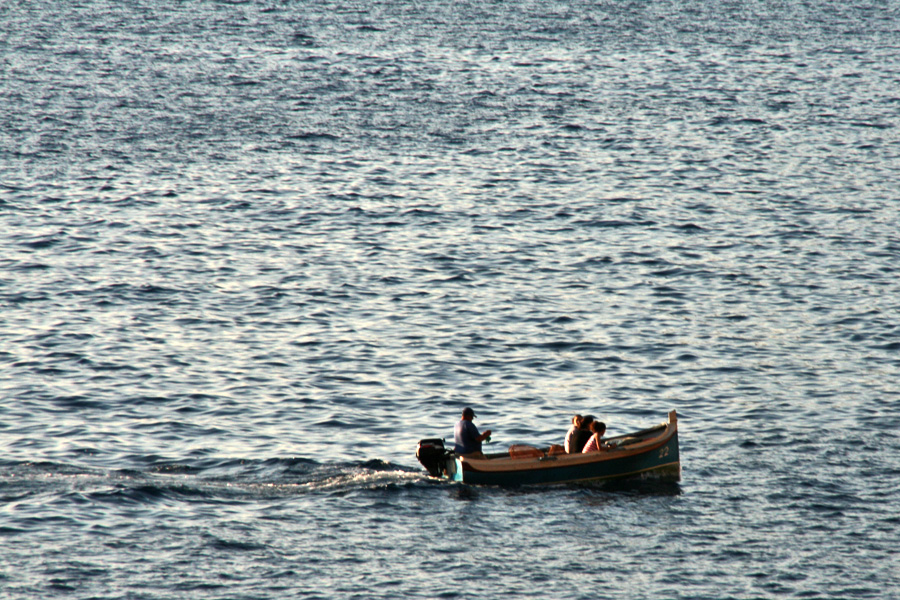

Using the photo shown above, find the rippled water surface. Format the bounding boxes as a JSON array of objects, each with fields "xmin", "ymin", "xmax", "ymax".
[{"xmin": 2, "ymin": 0, "xmax": 900, "ymax": 598}]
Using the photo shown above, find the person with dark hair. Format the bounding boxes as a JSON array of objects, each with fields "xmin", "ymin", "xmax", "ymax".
[
  {"xmin": 453, "ymin": 407, "xmax": 492, "ymax": 458},
  {"xmin": 582, "ymin": 421, "xmax": 612, "ymax": 453},
  {"xmin": 569, "ymin": 414, "xmax": 594, "ymax": 453}
]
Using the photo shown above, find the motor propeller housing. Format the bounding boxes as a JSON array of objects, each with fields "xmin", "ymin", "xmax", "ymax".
[{"xmin": 416, "ymin": 438, "xmax": 450, "ymax": 477}]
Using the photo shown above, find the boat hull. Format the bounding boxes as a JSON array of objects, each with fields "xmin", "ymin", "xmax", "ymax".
[{"xmin": 423, "ymin": 410, "xmax": 680, "ymax": 487}]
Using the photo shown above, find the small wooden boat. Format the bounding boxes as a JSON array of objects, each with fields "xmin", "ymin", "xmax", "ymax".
[{"xmin": 416, "ymin": 410, "xmax": 680, "ymax": 486}]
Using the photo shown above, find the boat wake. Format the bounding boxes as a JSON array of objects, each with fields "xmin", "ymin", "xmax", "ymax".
[{"xmin": 0, "ymin": 457, "xmax": 430, "ymax": 511}]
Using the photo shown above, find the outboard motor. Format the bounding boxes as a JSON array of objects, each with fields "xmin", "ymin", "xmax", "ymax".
[{"xmin": 416, "ymin": 438, "xmax": 451, "ymax": 478}]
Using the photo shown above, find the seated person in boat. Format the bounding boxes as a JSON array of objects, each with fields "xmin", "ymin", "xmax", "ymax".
[
  {"xmin": 564, "ymin": 414, "xmax": 583, "ymax": 453},
  {"xmin": 582, "ymin": 421, "xmax": 612, "ymax": 453},
  {"xmin": 569, "ymin": 414, "xmax": 595, "ymax": 453},
  {"xmin": 454, "ymin": 407, "xmax": 492, "ymax": 458}
]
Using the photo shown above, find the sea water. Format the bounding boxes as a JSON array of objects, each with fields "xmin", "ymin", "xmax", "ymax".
[{"xmin": 2, "ymin": 0, "xmax": 899, "ymax": 598}]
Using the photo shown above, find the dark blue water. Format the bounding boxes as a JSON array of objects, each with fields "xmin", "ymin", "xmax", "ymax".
[{"xmin": 2, "ymin": 0, "xmax": 900, "ymax": 597}]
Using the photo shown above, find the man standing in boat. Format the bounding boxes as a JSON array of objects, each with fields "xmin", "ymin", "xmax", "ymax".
[{"xmin": 454, "ymin": 407, "xmax": 492, "ymax": 458}]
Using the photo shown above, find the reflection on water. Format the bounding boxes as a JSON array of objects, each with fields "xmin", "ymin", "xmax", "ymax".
[{"xmin": 2, "ymin": 0, "xmax": 899, "ymax": 597}]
